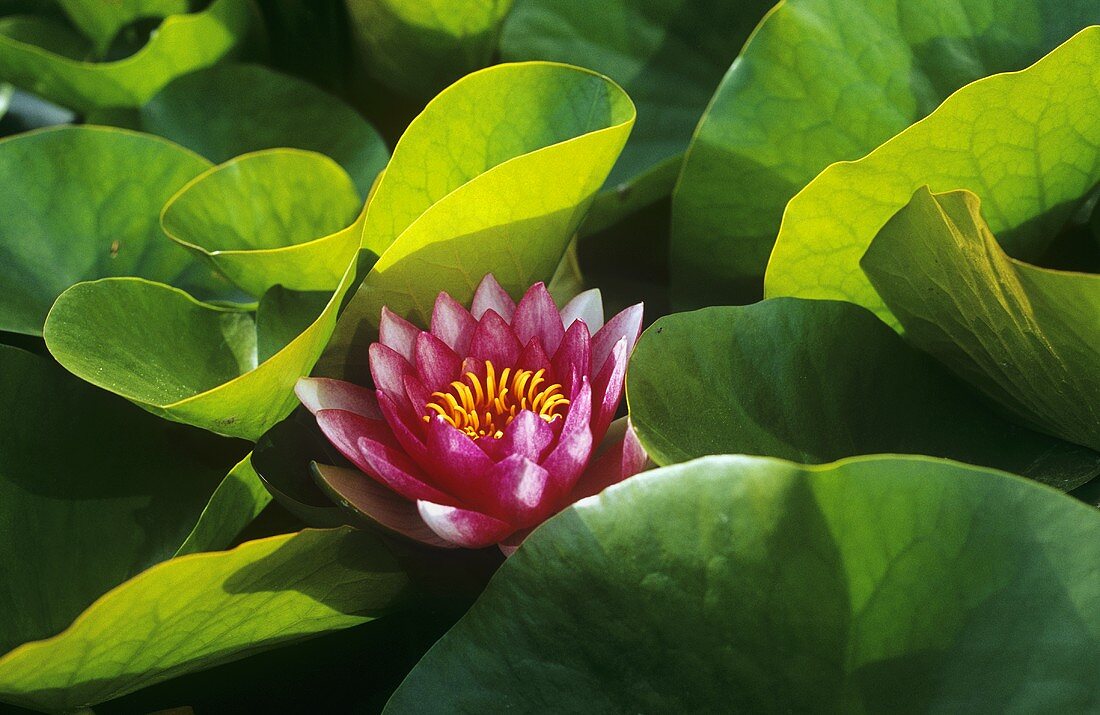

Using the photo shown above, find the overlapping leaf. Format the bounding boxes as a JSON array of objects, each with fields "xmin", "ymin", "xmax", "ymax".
[
  {"xmin": 387, "ymin": 455, "xmax": 1100, "ymax": 712},
  {"xmin": 672, "ymin": 2, "xmax": 1099, "ymax": 304}
]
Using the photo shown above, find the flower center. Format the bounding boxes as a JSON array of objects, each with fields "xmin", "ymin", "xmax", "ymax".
[{"xmin": 423, "ymin": 360, "xmax": 570, "ymax": 440}]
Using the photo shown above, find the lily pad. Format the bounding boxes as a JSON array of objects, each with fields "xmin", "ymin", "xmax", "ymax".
[
  {"xmin": 0, "ymin": 0, "xmax": 251, "ymax": 112},
  {"xmin": 43, "ymin": 232, "xmax": 362, "ymax": 440},
  {"xmin": 501, "ymin": 0, "xmax": 775, "ymax": 231},
  {"xmin": 0, "ymin": 344, "xmax": 253, "ymax": 661},
  {"xmin": 56, "ymin": 0, "xmax": 188, "ymax": 54},
  {"xmin": 863, "ymin": 187, "xmax": 1100, "ymax": 453},
  {"xmin": 319, "ymin": 61, "xmax": 635, "ymax": 382},
  {"xmin": 140, "ymin": 63, "xmax": 390, "ymax": 197},
  {"xmin": 627, "ymin": 297, "xmax": 1100, "ymax": 490},
  {"xmin": 345, "ymin": 0, "xmax": 513, "ymax": 99},
  {"xmin": 387, "ymin": 454, "xmax": 1100, "ymax": 712},
  {"xmin": 161, "ymin": 149, "xmax": 364, "ymax": 297},
  {"xmin": 765, "ymin": 27, "xmax": 1100, "ymax": 323},
  {"xmin": 0, "ymin": 527, "xmax": 409, "ymax": 711},
  {"xmin": 671, "ymin": 1, "xmax": 1100, "ymax": 305},
  {"xmin": 0, "ymin": 125, "xmax": 237, "ymax": 336}
]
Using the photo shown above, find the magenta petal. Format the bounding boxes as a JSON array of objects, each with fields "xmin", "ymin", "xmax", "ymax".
[
  {"xmin": 379, "ymin": 307, "xmax": 420, "ymax": 362},
  {"xmin": 377, "ymin": 390, "xmax": 428, "ymax": 461},
  {"xmin": 498, "ymin": 527, "xmax": 534, "ymax": 557},
  {"xmin": 315, "ymin": 409, "xmax": 455, "ymax": 504},
  {"xmin": 487, "ymin": 454, "xmax": 550, "ymax": 523},
  {"xmin": 417, "ymin": 500, "xmax": 515, "ymax": 548},
  {"xmin": 552, "ymin": 319, "xmax": 590, "ymax": 394},
  {"xmin": 402, "ymin": 374, "xmax": 432, "ymax": 417},
  {"xmin": 369, "ymin": 343, "xmax": 415, "ymax": 398},
  {"xmin": 560, "ymin": 288, "xmax": 604, "ymax": 332},
  {"xmin": 431, "ymin": 292, "xmax": 477, "ymax": 355},
  {"xmin": 569, "ymin": 418, "xmax": 648, "ymax": 502},
  {"xmin": 591, "ymin": 337, "xmax": 628, "ymax": 444},
  {"xmin": 469, "ymin": 310, "xmax": 521, "ymax": 366},
  {"xmin": 512, "ymin": 282, "xmax": 565, "ymax": 354},
  {"xmin": 415, "ymin": 332, "xmax": 462, "ymax": 392},
  {"xmin": 541, "ymin": 378, "xmax": 593, "ymax": 498},
  {"xmin": 470, "ymin": 274, "xmax": 516, "ymax": 321},
  {"xmin": 425, "ymin": 416, "xmax": 495, "ymax": 496},
  {"xmin": 295, "ymin": 377, "xmax": 381, "ymax": 419},
  {"xmin": 591, "ymin": 302, "xmax": 643, "ymax": 374},
  {"xmin": 498, "ymin": 410, "xmax": 554, "ymax": 463},
  {"xmin": 517, "ymin": 339, "xmax": 552, "ymax": 374},
  {"xmin": 312, "ymin": 463, "xmax": 455, "ymax": 548}
]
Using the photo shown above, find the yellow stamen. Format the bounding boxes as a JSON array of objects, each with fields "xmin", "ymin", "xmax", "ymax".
[{"xmin": 423, "ymin": 360, "xmax": 570, "ymax": 440}]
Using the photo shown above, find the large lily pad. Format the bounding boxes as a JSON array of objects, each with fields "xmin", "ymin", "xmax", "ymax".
[
  {"xmin": 0, "ymin": 345, "xmax": 254, "ymax": 661},
  {"xmin": 671, "ymin": 1, "xmax": 1100, "ymax": 305},
  {"xmin": 387, "ymin": 454, "xmax": 1100, "ymax": 712},
  {"xmin": 0, "ymin": 125, "xmax": 235, "ymax": 336},
  {"xmin": 55, "ymin": 0, "xmax": 188, "ymax": 54},
  {"xmin": 140, "ymin": 63, "xmax": 389, "ymax": 197},
  {"xmin": 161, "ymin": 149, "xmax": 364, "ymax": 297},
  {"xmin": 0, "ymin": 0, "xmax": 251, "ymax": 113},
  {"xmin": 501, "ymin": 0, "xmax": 774, "ymax": 230},
  {"xmin": 765, "ymin": 27, "xmax": 1100, "ymax": 323},
  {"xmin": 345, "ymin": 0, "xmax": 513, "ymax": 100},
  {"xmin": 0, "ymin": 527, "xmax": 409, "ymax": 711},
  {"xmin": 44, "ymin": 234, "xmax": 362, "ymax": 440},
  {"xmin": 863, "ymin": 187, "xmax": 1100, "ymax": 453},
  {"xmin": 627, "ymin": 297, "xmax": 1100, "ymax": 490},
  {"xmin": 319, "ymin": 61, "xmax": 635, "ymax": 382}
]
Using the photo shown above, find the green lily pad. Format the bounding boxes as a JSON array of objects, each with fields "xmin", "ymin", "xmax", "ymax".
[
  {"xmin": 161, "ymin": 149, "xmax": 364, "ymax": 297},
  {"xmin": 44, "ymin": 235, "xmax": 362, "ymax": 440},
  {"xmin": 627, "ymin": 297, "xmax": 1100, "ymax": 490},
  {"xmin": 0, "ymin": 0, "xmax": 251, "ymax": 113},
  {"xmin": 0, "ymin": 125, "xmax": 242, "ymax": 336},
  {"xmin": 55, "ymin": 0, "xmax": 188, "ymax": 54},
  {"xmin": 0, "ymin": 526, "xmax": 409, "ymax": 711},
  {"xmin": 501, "ymin": 0, "xmax": 775, "ymax": 232},
  {"xmin": 765, "ymin": 27, "xmax": 1100, "ymax": 323},
  {"xmin": 387, "ymin": 454, "xmax": 1100, "ymax": 712},
  {"xmin": 140, "ymin": 63, "xmax": 390, "ymax": 197},
  {"xmin": 0, "ymin": 345, "xmax": 255, "ymax": 659},
  {"xmin": 671, "ymin": 2, "xmax": 1100, "ymax": 305},
  {"xmin": 174, "ymin": 453, "xmax": 271, "ymax": 557},
  {"xmin": 862, "ymin": 187, "xmax": 1100, "ymax": 453},
  {"xmin": 319, "ymin": 61, "xmax": 635, "ymax": 382},
  {"xmin": 345, "ymin": 0, "xmax": 513, "ymax": 100}
]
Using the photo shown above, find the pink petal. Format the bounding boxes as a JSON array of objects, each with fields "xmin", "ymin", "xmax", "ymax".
[
  {"xmin": 315, "ymin": 409, "xmax": 455, "ymax": 504},
  {"xmin": 497, "ymin": 410, "xmax": 554, "ymax": 463},
  {"xmin": 295, "ymin": 377, "xmax": 381, "ymax": 419},
  {"xmin": 415, "ymin": 332, "xmax": 462, "ymax": 392},
  {"xmin": 469, "ymin": 309, "xmax": 521, "ymax": 366},
  {"xmin": 377, "ymin": 389, "xmax": 428, "ymax": 462},
  {"xmin": 379, "ymin": 307, "xmax": 420, "ymax": 362},
  {"xmin": 560, "ymin": 288, "xmax": 604, "ymax": 332},
  {"xmin": 512, "ymin": 282, "xmax": 565, "ymax": 354},
  {"xmin": 470, "ymin": 274, "xmax": 516, "ymax": 321},
  {"xmin": 488, "ymin": 454, "xmax": 550, "ymax": 525},
  {"xmin": 552, "ymin": 319, "xmax": 590, "ymax": 394},
  {"xmin": 517, "ymin": 339, "xmax": 552, "ymax": 374},
  {"xmin": 541, "ymin": 377, "xmax": 593, "ymax": 498},
  {"xmin": 431, "ymin": 291, "xmax": 477, "ymax": 355},
  {"xmin": 498, "ymin": 527, "xmax": 534, "ymax": 556},
  {"xmin": 417, "ymin": 500, "xmax": 515, "ymax": 548},
  {"xmin": 569, "ymin": 418, "xmax": 648, "ymax": 502},
  {"xmin": 312, "ymin": 462, "xmax": 455, "ymax": 548},
  {"xmin": 591, "ymin": 337, "xmax": 628, "ymax": 444},
  {"xmin": 591, "ymin": 303, "xmax": 643, "ymax": 375},
  {"xmin": 402, "ymin": 373, "xmax": 432, "ymax": 416},
  {"xmin": 369, "ymin": 343, "xmax": 414, "ymax": 398},
  {"xmin": 424, "ymin": 416, "xmax": 495, "ymax": 498}
]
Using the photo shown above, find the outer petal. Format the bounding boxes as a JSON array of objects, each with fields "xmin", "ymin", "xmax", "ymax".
[
  {"xmin": 569, "ymin": 417, "xmax": 648, "ymax": 503},
  {"xmin": 377, "ymin": 389, "xmax": 428, "ymax": 462},
  {"xmin": 425, "ymin": 416, "xmax": 496, "ymax": 498},
  {"xmin": 315, "ymin": 409, "xmax": 455, "ymax": 505},
  {"xmin": 379, "ymin": 307, "xmax": 420, "ymax": 362},
  {"xmin": 560, "ymin": 288, "xmax": 604, "ymax": 333},
  {"xmin": 470, "ymin": 273, "xmax": 516, "ymax": 321},
  {"xmin": 312, "ymin": 462, "xmax": 455, "ymax": 548},
  {"xmin": 512, "ymin": 282, "xmax": 565, "ymax": 354},
  {"xmin": 415, "ymin": 332, "xmax": 462, "ymax": 392},
  {"xmin": 369, "ymin": 343, "xmax": 415, "ymax": 399},
  {"xmin": 591, "ymin": 337, "xmax": 628, "ymax": 444},
  {"xmin": 591, "ymin": 302, "xmax": 643, "ymax": 375},
  {"xmin": 431, "ymin": 291, "xmax": 477, "ymax": 355},
  {"xmin": 540, "ymin": 377, "xmax": 593, "ymax": 498},
  {"xmin": 488, "ymin": 454, "xmax": 551, "ymax": 525},
  {"xmin": 496, "ymin": 410, "xmax": 555, "ymax": 463},
  {"xmin": 417, "ymin": 500, "xmax": 515, "ymax": 548},
  {"xmin": 469, "ymin": 309, "xmax": 521, "ymax": 366},
  {"xmin": 295, "ymin": 377, "xmax": 381, "ymax": 419},
  {"xmin": 552, "ymin": 319, "xmax": 590, "ymax": 395}
]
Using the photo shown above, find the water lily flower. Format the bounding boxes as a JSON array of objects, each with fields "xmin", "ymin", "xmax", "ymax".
[{"xmin": 296, "ymin": 275, "xmax": 647, "ymax": 551}]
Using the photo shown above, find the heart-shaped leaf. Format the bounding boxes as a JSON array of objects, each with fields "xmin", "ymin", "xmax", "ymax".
[
  {"xmin": 161, "ymin": 149, "xmax": 364, "ymax": 297},
  {"xmin": 387, "ymin": 455, "xmax": 1100, "ymax": 712},
  {"xmin": 765, "ymin": 27, "xmax": 1100, "ymax": 323},
  {"xmin": 863, "ymin": 187, "xmax": 1100, "ymax": 453},
  {"xmin": 627, "ymin": 297, "xmax": 1100, "ymax": 490},
  {"xmin": 0, "ymin": 125, "xmax": 239, "ymax": 336},
  {"xmin": 672, "ymin": 2, "xmax": 1100, "ymax": 304},
  {"xmin": 319, "ymin": 61, "xmax": 635, "ymax": 382},
  {"xmin": 140, "ymin": 63, "xmax": 389, "ymax": 197}
]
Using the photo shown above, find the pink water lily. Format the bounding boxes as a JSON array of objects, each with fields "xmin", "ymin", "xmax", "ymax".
[{"xmin": 297, "ymin": 274, "xmax": 647, "ymax": 551}]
